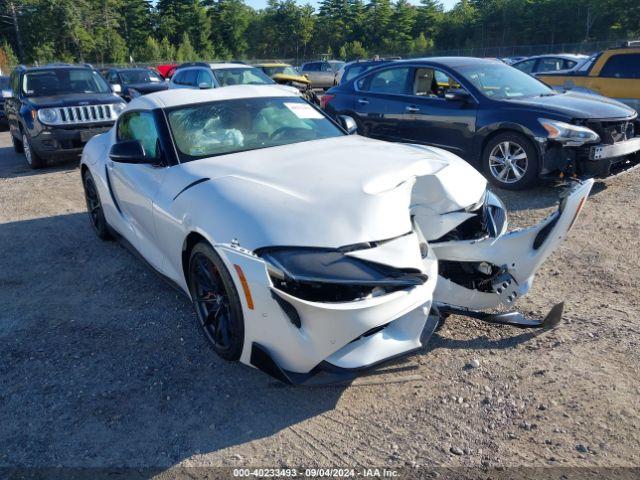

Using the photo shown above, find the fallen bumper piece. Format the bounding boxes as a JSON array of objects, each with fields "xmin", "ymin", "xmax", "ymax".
[{"xmin": 439, "ymin": 301, "xmax": 564, "ymax": 330}]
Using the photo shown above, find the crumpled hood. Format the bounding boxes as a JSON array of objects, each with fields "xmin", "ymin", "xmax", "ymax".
[
  {"xmin": 178, "ymin": 135, "xmax": 485, "ymax": 250},
  {"xmin": 505, "ymin": 91, "xmax": 637, "ymax": 120}
]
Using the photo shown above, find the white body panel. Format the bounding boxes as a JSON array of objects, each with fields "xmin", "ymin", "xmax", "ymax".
[{"xmin": 81, "ymin": 86, "xmax": 591, "ymax": 378}]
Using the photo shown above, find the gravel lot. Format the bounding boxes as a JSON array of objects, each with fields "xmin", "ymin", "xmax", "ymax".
[{"xmin": 1, "ymin": 129, "xmax": 639, "ymax": 475}]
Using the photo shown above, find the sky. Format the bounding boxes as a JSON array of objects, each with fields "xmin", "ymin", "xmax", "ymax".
[{"xmin": 242, "ymin": 0, "xmax": 457, "ymax": 9}]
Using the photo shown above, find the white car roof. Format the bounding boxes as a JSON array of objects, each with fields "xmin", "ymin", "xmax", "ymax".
[
  {"xmin": 127, "ymin": 84, "xmax": 299, "ymax": 109},
  {"xmin": 209, "ymin": 63, "xmax": 251, "ymax": 70}
]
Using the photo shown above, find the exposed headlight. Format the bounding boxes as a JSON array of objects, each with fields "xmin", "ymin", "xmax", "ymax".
[
  {"xmin": 259, "ymin": 248, "xmax": 427, "ymax": 302},
  {"xmin": 539, "ymin": 118, "xmax": 600, "ymax": 146},
  {"xmin": 112, "ymin": 102, "xmax": 126, "ymax": 116},
  {"xmin": 37, "ymin": 108, "xmax": 59, "ymax": 124}
]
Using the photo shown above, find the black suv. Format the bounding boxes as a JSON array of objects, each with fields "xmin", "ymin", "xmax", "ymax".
[{"xmin": 4, "ymin": 64, "xmax": 126, "ymax": 169}]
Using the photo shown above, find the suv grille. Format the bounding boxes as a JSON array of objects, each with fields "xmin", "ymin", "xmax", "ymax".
[{"xmin": 56, "ymin": 104, "xmax": 118, "ymax": 125}]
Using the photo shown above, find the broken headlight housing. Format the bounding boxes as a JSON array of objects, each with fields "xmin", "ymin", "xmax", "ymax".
[
  {"xmin": 539, "ymin": 118, "xmax": 600, "ymax": 146},
  {"xmin": 258, "ymin": 247, "xmax": 427, "ymax": 303}
]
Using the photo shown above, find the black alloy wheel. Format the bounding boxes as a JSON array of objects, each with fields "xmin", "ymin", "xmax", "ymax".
[
  {"xmin": 188, "ymin": 243, "xmax": 244, "ymax": 361},
  {"xmin": 83, "ymin": 171, "xmax": 114, "ymax": 240}
]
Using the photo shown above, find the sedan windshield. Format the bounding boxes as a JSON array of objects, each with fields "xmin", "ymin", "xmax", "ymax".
[
  {"xmin": 120, "ymin": 69, "xmax": 163, "ymax": 85},
  {"xmin": 457, "ymin": 63, "xmax": 555, "ymax": 99},
  {"xmin": 167, "ymin": 97, "xmax": 344, "ymax": 161},
  {"xmin": 23, "ymin": 69, "xmax": 111, "ymax": 97},
  {"xmin": 214, "ymin": 68, "xmax": 274, "ymax": 87}
]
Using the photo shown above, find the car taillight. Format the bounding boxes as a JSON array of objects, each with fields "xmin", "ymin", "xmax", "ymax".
[{"xmin": 320, "ymin": 94, "xmax": 335, "ymax": 110}]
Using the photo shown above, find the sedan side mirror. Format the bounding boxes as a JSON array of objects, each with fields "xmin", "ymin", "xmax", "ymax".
[
  {"xmin": 199, "ymin": 82, "xmax": 212, "ymax": 90},
  {"xmin": 445, "ymin": 88, "xmax": 471, "ymax": 102},
  {"xmin": 112, "ymin": 84, "xmax": 122, "ymax": 94},
  {"xmin": 338, "ymin": 115, "xmax": 358, "ymax": 135},
  {"xmin": 109, "ymin": 140, "xmax": 154, "ymax": 164}
]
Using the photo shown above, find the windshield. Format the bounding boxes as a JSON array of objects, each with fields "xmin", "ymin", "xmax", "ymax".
[
  {"xmin": 214, "ymin": 68, "xmax": 274, "ymax": 87},
  {"xmin": 167, "ymin": 97, "xmax": 344, "ymax": 161},
  {"xmin": 457, "ymin": 63, "xmax": 554, "ymax": 99},
  {"xmin": 23, "ymin": 69, "xmax": 111, "ymax": 97},
  {"xmin": 120, "ymin": 69, "xmax": 162, "ymax": 85},
  {"xmin": 262, "ymin": 66, "xmax": 299, "ymax": 77}
]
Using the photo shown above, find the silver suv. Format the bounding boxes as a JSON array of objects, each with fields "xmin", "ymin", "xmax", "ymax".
[
  {"xmin": 169, "ymin": 63, "xmax": 274, "ymax": 89},
  {"xmin": 300, "ymin": 61, "xmax": 345, "ymax": 89}
]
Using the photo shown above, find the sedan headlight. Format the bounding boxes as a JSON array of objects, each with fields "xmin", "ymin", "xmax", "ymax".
[
  {"xmin": 37, "ymin": 108, "xmax": 59, "ymax": 124},
  {"xmin": 259, "ymin": 248, "xmax": 427, "ymax": 302},
  {"xmin": 112, "ymin": 102, "xmax": 126, "ymax": 116},
  {"xmin": 538, "ymin": 118, "xmax": 600, "ymax": 146}
]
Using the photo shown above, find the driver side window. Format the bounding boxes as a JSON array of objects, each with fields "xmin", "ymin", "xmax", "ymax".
[
  {"xmin": 413, "ymin": 68, "xmax": 461, "ymax": 98},
  {"xmin": 117, "ymin": 111, "xmax": 160, "ymax": 159}
]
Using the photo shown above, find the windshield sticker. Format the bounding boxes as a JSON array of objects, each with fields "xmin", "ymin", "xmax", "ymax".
[{"xmin": 284, "ymin": 102, "xmax": 324, "ymax": 119}]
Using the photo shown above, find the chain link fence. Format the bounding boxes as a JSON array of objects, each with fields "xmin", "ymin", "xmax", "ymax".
[{"xmin": 1, "ymin": 39, "xmax": 632, "ymax": 72}]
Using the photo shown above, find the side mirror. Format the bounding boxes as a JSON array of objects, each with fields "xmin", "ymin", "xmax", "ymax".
[
  {"xmin": 198, "ymin": 82, "xmax": 212, "ymax": 90},
  {"xmin": 303, "ymin": 74, "xmax": 309, "ymax": 79},
  {"xmin": 109, "ymin": 140, "xmax": 154, "ymax": 164},
  {"xmin": 444, "ymin": 88, "xmax": 471, "ymax": 102},
  {"xmin": 338, "ymin": 115, "xmax": 358, "ymax": 135},
  {"xmin": 1, "ymin": 89, "xmax": 12, "ymax": 99},
  {"xmin": 112, "ymin": 84, "xmax": 122, "ymax": 94}
]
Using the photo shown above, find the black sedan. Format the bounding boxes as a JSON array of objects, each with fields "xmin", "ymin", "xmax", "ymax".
[
  {"xmin": 105, "ymin": 68, "xmax": 168, "ymax": 102},
  {"xmin": 323, "ymin": 57, "xmax": 640, "ymax": 189}
]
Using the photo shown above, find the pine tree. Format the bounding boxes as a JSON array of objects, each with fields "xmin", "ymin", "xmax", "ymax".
[
  {"xmin": 159, "ymin": 37, "xmax": 176, "ymax": 62},
  {"xmin": 0, "ymin": 40, "xmax": 19, "ymax": 71},
  {"xmin": 176, "ymin": 32, "xmax": 198, "ymax": 61}
]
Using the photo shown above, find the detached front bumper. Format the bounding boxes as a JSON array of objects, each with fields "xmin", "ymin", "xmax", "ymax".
[
  {"xmin": 215, "ymin": 235, "xmax": 438, "ymax": 385},
  {"xmin": 431, "ymin": 179, "xmax": 593, "ymax": 311}
]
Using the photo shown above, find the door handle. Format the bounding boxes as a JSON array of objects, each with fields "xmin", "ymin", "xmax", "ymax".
[
  {"xmin": 357, "ymin": 98, "xmax": 369, "ymax": 105},
  {"xmin": 406, "ymin": 105, "xmax": 420, "ymax": 113}
]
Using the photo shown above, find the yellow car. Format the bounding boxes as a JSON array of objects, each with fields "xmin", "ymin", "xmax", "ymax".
[
  {"xmin": 255, "ymin": 63, "xmax": 310, "ymax": 88},
  {"xmin": 538, "ymin": 42, "xmax": 640, "ymax": 111},
  {"xmin": 255, "ymin": 63, "xmax": 318, "ymax": 105}
]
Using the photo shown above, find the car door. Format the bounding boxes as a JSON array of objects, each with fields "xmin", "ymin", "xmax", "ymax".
[
  {"xmin": 403, "ymin": 67, "xmax": 478, "ymax": 157},
  {"xmin": 301, "ymin": 63, "xmax": 320, "ymax": 87},
  {"xmin": 196, "ymin": 69, "xmax": 216, "ymax": 89},
  {"xmin": 590, "ymin": 52, "xmax": 640, "ymax": 110},
  {"xmin": 317, "ymin": 62, "xmax": 335, "ymax": 88},
  {"xmin": 353, "ymin": 65, "xmax": 414, "ymax": 142},
  {"xmin": 108, "ymin": 110, "xmax": 167, "ymax": 270}
]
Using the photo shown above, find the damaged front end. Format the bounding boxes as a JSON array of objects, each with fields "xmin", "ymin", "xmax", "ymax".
[
  {"xmin": 222, "ymin": 230, "xmax": 438, "ymax": 385},
  {"xmin": 414, "ymin": 178, "xmax": 593, "ymax": 314},
  {"xmin": 538, "ymin": 117, "xmax": 640, "ymax": 179}
]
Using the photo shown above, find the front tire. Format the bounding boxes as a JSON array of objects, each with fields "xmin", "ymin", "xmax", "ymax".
[
  {"xmin": 188, "ymin": 243, "xmax": 245, "ymax": 361},
  {"xmin": 82, "ymin": 170, "xmax": 114, "ymax": 240},
  {"xmin": 23, "ymin": 133, "xmax": 46, "ymax": 169},
  {"xmin": 12, "ymin": 133, "xmax": 24, "ymax": 153},
  {"xmin": 482, "ymin": 132, "xmax": 539, "ymax": 190}
]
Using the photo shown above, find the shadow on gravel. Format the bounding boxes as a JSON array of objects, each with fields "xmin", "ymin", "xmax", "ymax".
[
  {"xmin": 0, "ymin": 213, "xmax": 346, "ymax": 469},
  {"xmin": 0, "ymin": 145, "xmax": 79, "ymax": 179},
  {"xmin": 427, "ymin": 329, "xmax": 538, "ymax": 352}
]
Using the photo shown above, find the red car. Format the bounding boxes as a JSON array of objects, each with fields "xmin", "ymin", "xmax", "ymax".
[{"xmin": 156, "ymin": 64, "xmax": 178, "ymax": 79}]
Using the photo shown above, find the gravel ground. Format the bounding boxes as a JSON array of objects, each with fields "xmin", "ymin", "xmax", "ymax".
[{"xmin": 0, "ymin": 130, "xmax": 639, "ymax": 475}]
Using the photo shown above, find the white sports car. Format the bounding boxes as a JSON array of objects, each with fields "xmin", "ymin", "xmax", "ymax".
[{"xmin": 80, "ymin": 85, "xmax": 593, "ymax": 385}]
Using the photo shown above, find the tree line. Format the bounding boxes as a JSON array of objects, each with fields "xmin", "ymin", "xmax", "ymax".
[{"xmin": 0, "ymin": 0, "xmax": 639, "ymax": 69}]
